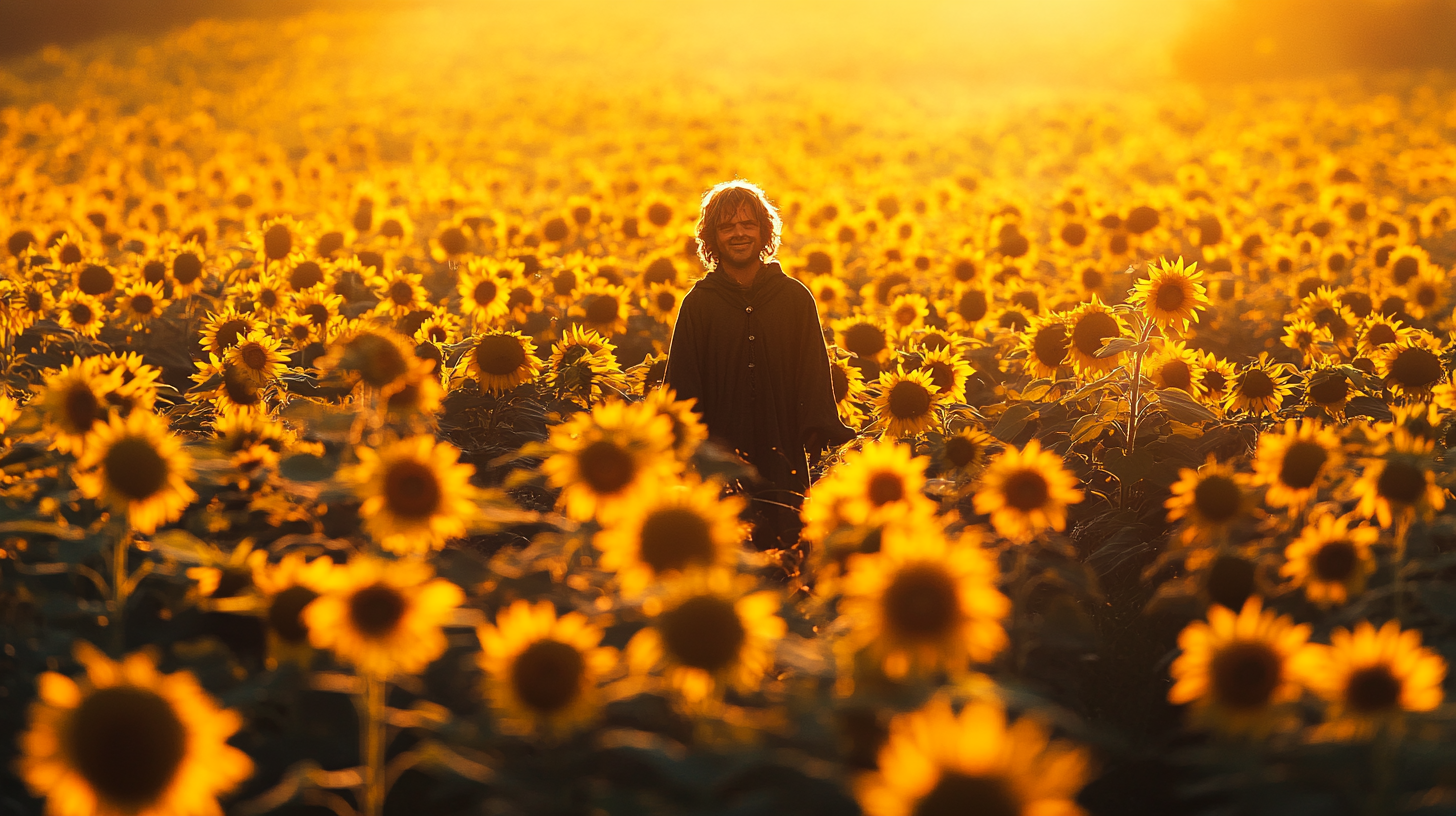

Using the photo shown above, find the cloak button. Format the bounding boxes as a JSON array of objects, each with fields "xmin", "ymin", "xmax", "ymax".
[
  {"xmin": 748, "ymin": 363, "xmax": 755, "ymax": 368},
  {"xmin": 745, "ymin": 306, "xmax": 752, "ymax": 313},
  {"xmin": 748, "ymin": 335, "xmax": 755, "ymax": 340}
]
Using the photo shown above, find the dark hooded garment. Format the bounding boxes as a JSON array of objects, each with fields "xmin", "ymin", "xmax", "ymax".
[{"xmin": 665, "ymin": 261, "xmax": 856, "ymax": 549}]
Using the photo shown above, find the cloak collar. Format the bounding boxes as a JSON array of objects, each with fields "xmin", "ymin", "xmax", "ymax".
[{"xmin": 698, "ymin": 261, "xmax": 790, "ymax": 308}]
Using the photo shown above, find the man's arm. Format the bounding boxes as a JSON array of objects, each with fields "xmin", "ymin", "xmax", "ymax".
[{"xmin": 663, "ymin": 294, "xmax": 704, "ymax": 408}]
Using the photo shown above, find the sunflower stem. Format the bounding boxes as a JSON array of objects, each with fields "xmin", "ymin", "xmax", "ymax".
[
  {"xmin": 1120, "ymin": 318, "xmax": 1156, "ymax": 508},
  {"xmin": 110, "ymin": 527, "xmax": 134, "ymax": 654},
  {"xmin": 1393, "ymin": 515, "xmax": 1411, "ymax": 624},
  {"xmin": 361, "ymin": 674, "xmax": 387, "ymax": 816}
]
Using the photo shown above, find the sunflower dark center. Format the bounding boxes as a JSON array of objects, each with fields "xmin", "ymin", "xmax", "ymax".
[
  {"xmin": 222, "ymin": 363, "xmax": 262, "ymax": 406},
  {"xmin": 1033, "ymin": 324, "xmax": 1069, "ymax": 367},
  {"xmin": 586, "ymin": 296, "xmax": 620, "ymax": 326},
  {"xmin": 240, "ymin": 343, "xmax": 269, "ymax": 372},
  {"xmin": 61, "ymin": 244, "xmax": 84, "ymax": 264},
  {"xmin": 78, "ymin": 264, "xmax": 114, "ymax": 295},
  {"xmin": 945, "ymin": 436, "xmax": 981, "ymax": 468},
  {"xmin": 1209, "ymin": 640, "xmax": 1282, "ymax": 709},
  {"xmin": 103, "ymin": 436, "xmax": 169, "ymax": 501},
  {"xmin": 577, "ymin": 440, "xmax": 635, "ymax": 494},
  {"xmin": 349, "ymin": 583, "xmax": 407, "ymax": 638},
  {"xmin": 69, "ymin": 302, "xmax": 94, "ymax": 325},
  {"xmin": 511, "ymin": 638, "xmax": 585, "ymax": 714},
  {"xmin": 303, "ymin": 303, "xmax": 330, "ymax": 326},
  {"xmin": 344, "ymin": 333, "xmax": 409, "ymax": 388},
  {"xmin": 1277, "ymin": 441, "xmax": 1328, "ymax": 490},
  {"xmin": 867, "ymin": 471, "xmax": 905, "ymax": 506},
  {"xmin": 389, "ymin": 280, "xmax": 414, "ymax": 305},
  {"xmin": 1154, "ymin": 281, "xmax": 1186, "ymax": 312},
  {"xmin": 289, "ymin": 261, "xmax": 323, "ymax": 289},
  {"xmin": 438, "ymin": 227, "xmax": 468, "ymax": 255},
  {"xmin": 384, "ymin": 459, "xmax": 442, "ymax": 519},
  {"xmin": 66, "ymin": 686, "xmax": 187, "ymax": 810},
  {"xmin": 1193, "ymin": 475, "xmax": 1241, "ymax": 522},
  {"xmin": 913, "ymin": 771, "xmax": 1022, "ymax": 816},
  {"xmin": 1377, "ymin": 460, "xmax": 1427, "ymax": 505},
  {"xmin": 639, "ymin": 506, "xmax": 716, "ymax": 574},
  {"xmin": 659, "ymin": 595, "xmax": 745, "ymax": 672},
  {"xmin": 268, "ymin": 585, "xmax": 320, "ymax": 643},
  {"xmin": 1002, "ymin": 469, "xmax": 1050, "ymax": 512},
  {"xmin": 214, "ymin": 319, "xmax": 248, "ymax": 350},
  {"xmin": 472, "ymin": 280, "xmax": 498, "ymax": 306},
  {"xmin": 63, "ymin": 383, "xmax": 103, "ymax": 432},
  {"xmin": 1238, "ymin": 370, "xmax": 1275, "ymax": 400},
  {"xmin": 1061, "ymin": 222, "xmax": 1088, "ymax": 246},
  {"xmin": 474, "ymin": 334, "xmax": 528, "ymax": 378},
  {"xmin": 1388, "ymin": 347, "xmax": 1442, "ymax": 390},
  {"xmin": 888, "ymin": 380, "xmax": 932, "ymax": 419},
  {"xmin": 1159, "ymin": 360, "xmax": 1192, "ymax": 391},
  {"xmin": 1312, "ymin": 540, "xmax": 1358, "ymax": 582},
  {"xmin": 1366, "ymin": 323, "xmax": 1396, "ymax": 347},
  {"xmin": 882, "ymin": 563, "xmax": 960, "ymax": 641},
  {"xmin": 131, "ymin": 294, "xmax": 155, "ymax": 315},
  {"xmin": 263, "ymin": 223, "xmax": 292, "ymax": 260},
  {"xmin": 1392, "ymin": 255, "xmax": 1419, "ymax": 284},
  {"xmin": 1071, "ymin": 311, "xmax": 1119, "ymax": 357},
  {"xmin": 843, "ymin": 323, "xmax": 887, "ymax": 358},
  {"xmin": 646, "ymin": 202, "xmax": 673, "ymax": 227},
  {"xmin": 1346, "ymin": 665, "xmax": 1402, "ymax": 714},
  {"xmin": 1309, "ymin": 375, "xmax": 1350, "ymax": 405},
  {"xmin": 957, "ymin": 289, "xmax": 988, "ymax": 322}
]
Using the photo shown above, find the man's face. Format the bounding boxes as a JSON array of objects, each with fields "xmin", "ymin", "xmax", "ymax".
[{"xmin": 715, "ymin": 204, "xmax": 763, "ymax": 266}]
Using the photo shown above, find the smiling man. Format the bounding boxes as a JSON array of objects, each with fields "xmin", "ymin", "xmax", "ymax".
[{"xmin": 664, "ymin": 179, "xmax": 855, "ymax": 553}]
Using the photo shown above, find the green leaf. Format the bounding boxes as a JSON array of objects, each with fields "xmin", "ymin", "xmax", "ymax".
[
  {"xmin": 1095, "ymin": 337, "xmax": 1148, "ymax": 359},
  {"xmin": 1154, "ymin": 387, "xmax": 1218, "ymax": 423},
  {"xmin": 990, "ymin": 403, "xmax": 1037, "ymax": 441}
]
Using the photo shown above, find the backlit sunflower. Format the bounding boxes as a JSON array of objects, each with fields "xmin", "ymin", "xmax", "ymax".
[
  {"xmin": 1165, "ymin": 459, "xmax": 1251, "ymax": 545},
  {"xmin": 944, "ymin": 282, "xmax": 992, "ymax": 334},
  {"xmin": 626, "ymin": 568, "xmax": 785, "ymax": 705},
  {"xmin": 163, "ymin": 239, "xmax": 209, "ymax": 297},
  {"xmin": 190, "ymin": 355, "xmax": 270, "ymax": 415},
  {"xmin": 1281, "ymin": 318, "xmax": 1332, "ymax": 365},
  {"xmin": 1019, "ymin": 314, "xmax": 1072, "ymax": 379},
  {"xmin": 224, "ymin": 328, "xmax": 289, "ymax": 387},
  {"xmin": 801, "ymin": 437, "xmax": 935, "ymax": 543},
  {"xmin": 873, "ymin": 366, "xmax": 944, "ymax": 438},
  {"xmin": 241, "ymin": 272, "xmax": 289, "ymax": 319},
  {"xmin": 835, "ymin": 315, "xmax": 892, "ymax": 363},
  {"xmin": 72, "ymin": 410, "xmax": 197, "ymax": 534},
  {"xmin": 857, "ymin": 695, "xmax": 1091, "ymax": 816},
  {"xmin": 343, "ymin": 435, "xmax": 477, "ymax": 555},
  {"xmin": 1355, "ymin": 313, "xmax": 1409, "ymax": 361},
  {"xmin": 574, "ymin": 282, "xmax": 632, "ymax": 336},
  {"xmin": 1130, "ymin": 256, "xmax": 1209, "ymax": 333},
  {"xmin": 457, "ymin": 258, "xmax": 512, "ymax": 325},
  {"xmin": 1279, "ymin": 513, "xmax": 1378, "ymax": 608},
  {"xmin": 884, "ymin": 292, "xmax": 930, "ymax": 333},
  {"xmin": 839, "ymin": 522, "xmax": 1008, "ymax": 679},
  {"xmin": 199, "ymin": 307, "xmax": 261, "ymax": 359},
  {"xmin": 304, "ymin": 556, "xmax": 464, "ymax": 678},
  {"xmin": 911, "ymin": 345, "xmax": 974, "ymax": 405},
  {"xmin": 1065, "ymin": 296, "xmax": 1126, "ymax": 376},
  {"xmin": 1223, "ymin": 354, "xmax": 1296, "ymax": 416},
  {"xmin": 370, "ymin": 267, "xmax": 428, "ymax": 319},
  {"xmin": 1195, "ymin": 352, "xmax": 1238, "ymax": 405},
  {"xmin": 639, "ymin": 386, "xmax": 708, "ymax": 460},
  {"xmin": 933, "ymin": 427, "xmax": 996, "ymax": 480},
  {"xmin": 595, "ymin": 476, "xmax": 745, "ymax": 595},
  {"xmin": 115, "ymin": 281, "xmax": 170, "ymax": 329},
  {"xmin": 1403, "ymin": 266, "xmax": 1447, "ymax": 321},
  {"xmin": 318, "ymin": 325, "xmax": 418, "ymax": 397},
  {"xmin": 249, "ymin": 552, "xmax": 338, "ymax": 667},
  {"xmin": 829, "ymin": 353, "xmax": 869, "ymax": 428},
  {"xmin": 540, "ymin": 398, "xmax": 676, "ymax": 521},
  {"xmin": 1304, "ymin": 621, "xmax": 1445, "ymax": 739},
  {"xmin": 972, "ymin": 439, "xmax": 1083, "ymax": 542},
  {"xmin": 1377, "ymin": 332, "xmax": 1446, "ymax": 399},
  {"xmin": 476, "ymin": 599, "xmax": 617, "ymax": 738},
  {"xmin": 56, "ymin": 291, "xmax": 107, "ymax": 339},
  {"xmin": 1253, "ymin": 420, "xmax": 1343, "ymax": 513},
  {"xmin": 1304, "ymin": 366, "xmax": 1361, "ymax": 418},
  {"xmin": 1351, "ymin": 429, "xmax": 1446, "ymax": 529},
  {"xmin": 35, "ymin": 357, "xmax": 124, "ymax": 455},
  {"xmin": 465, "ymin": 330, "xmax": 542, "ymax": 395},
  {"xmin": 1168, "ymin": 596, "xmax": 1318, "ymax": 736},
  {"xmin": 18, "ymin": 642, "xmax": 253, "ymax": 816}
]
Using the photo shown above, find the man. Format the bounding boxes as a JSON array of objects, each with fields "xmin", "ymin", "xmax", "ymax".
[{"xmin": 665, "ymin": 180, "xmax": 856, "ymax": 551}]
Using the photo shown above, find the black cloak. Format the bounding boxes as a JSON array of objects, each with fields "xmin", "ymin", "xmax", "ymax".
[{"xmin": 664, "ymin": 261, "xmax": 856, "ymax": 506}]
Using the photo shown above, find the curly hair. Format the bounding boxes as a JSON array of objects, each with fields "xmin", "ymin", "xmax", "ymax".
[{"xmin": 693, "ymin": 180, "xmax": 783, "ymax": 270}]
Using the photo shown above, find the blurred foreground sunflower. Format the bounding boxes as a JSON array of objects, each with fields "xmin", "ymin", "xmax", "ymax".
[
  {"xmin": 594, "ymin": 476, "xmax": 744, "ymax": 595},
  {"xmin": 1305, "ymin": 621, "xmax": 1445, "ymax": 739},
  {"xmin": 541, "ymin": 399, "xmax": 676, "ymax": 521},
  {"xmin": 972, "ymin": 440, "xmax": 1083, "ymax": 542},
  {"xmin": 344, "ymin": 435, "xmax": 478, "ymax": 555},
  {"xmin": 304, "ymin": 557, "xmax": 464, "ymax": 678},
  {"xmin": 1279, "ymin": 513, "xmax": 1378, "ymax": 608},
  {"xmin": 72, "ymin": 410, "xmax": 196, "ymax": 534}
]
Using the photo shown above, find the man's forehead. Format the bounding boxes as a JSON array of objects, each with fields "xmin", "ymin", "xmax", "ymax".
[{"xmin": 719, "ymin": 202, "xmax": 758, "ymax": 224}]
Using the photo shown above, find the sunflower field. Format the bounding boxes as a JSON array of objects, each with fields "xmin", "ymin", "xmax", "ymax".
[{"xmin": 3, "ymin": 2, "xmax": 1456, "ymax": 815}]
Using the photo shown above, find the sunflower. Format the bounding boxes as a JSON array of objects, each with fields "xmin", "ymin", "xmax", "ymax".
[
  {"xmin": 366, "ymin": 266, "xmax": 427, "ymax": 320},
  {"xmin": 639, "ymin": 386, "xmax": 708, "ymax": 460},
  {"xmin": 835, "ymin": 315, "xmax": 892, "ymax": 363},
  {"xmin": 857, "ymin": 695, "xmax": 1091, "ymax": 816},
  {"xmin": 249, "ymin": 552, "xmax": 338, "ymax": 667},
  {"xmin": 164, "ymin": 238, "xmax": 209, "ymax": 297},
  {"xmin": 1165, "ymin": 459, "xmax": 1251, "ymax": 545},
  {"xmin": 287, "ymin": 290, "xmax": 344, "ymax": 344},
  {"xmin": 873, "ymin": 366, "xmax": 944, "ymax": 438},
  {"xmin": 547, "ymin": 327, "xmax": 630, "ymax": 404},
  {"xmin": 885, "ymin": 292, "xmax": 930, "ymax": 333},
  {"xmin": 72, "ymin": 410, "xmax": 197, "ymax": 534},
  {"xmin": 1280, "ymin": 318, "xmax": 1332, "ymax": 365},
  {"xmin": 829, "ymin": 352, "xmax": 870, "ymax": 428},
  {"xmin": 808, "ymin": 274, "xmax": 849, "ymax": 320},
  {"xmin": 1223, "ymin": 354, "xmax": 1296, "ymax": 416},
  {"xmin": 75, "ymin": 260, "xmax": 118, "ymax": 298},
  {"xmin": 1194, "ymin": 352, "xmax": 1238, "ymax": 404},
  {"xmin": 1279, "ymin": 513, "xmax": 1378, "ymax": 607},
  {"xmin": 113, "ymin": 280, "xmax": 170, "ymax": 329},
  {"xmin": 1253, "ymin": 420, "xmax": 1344, "ymax": 512},
  {"xmin": 280, "ymin": 255, "xmax": 332, "ymax": 293},
  {"xmin": 319, "ymin": 325, "xmax": 419, "ymax": 397},
  {"xmin": 18, "ymin": 642, "xmax": 252, "ymax": 816},
  {"xmin": 540, "ymin": 398, "xmax": 676, "ymax": 521},
  {"xmin": 1065, "ymin": 296, "xmax": 1126, "ymax": 376},
  {"xmin": 626, "ymin": 568, "xmax": 785, "ymax": 704},
  {"xmin": 476, "ymin": 599, "xmax": 618, "ymax": 737},
  {"xmin": 1130, "ymin": 256, "xmax": 1209, "ymax": 333},
  {"xmin": 595, "ymin": 476, "xmax": 745, "ymax": 595},
  {"xmin": 190, "ymin": 355, "xmax": 270, "ymax": 415},
  {"xmin": 1404, "ymin": 266, "xmax": 1448, "ymax": 321},
  {"xmin": 1377, "ymin": 332, "xmax": 1446, "ymax": 399},
  {"xmin": 547, "ymin": 324, "xmax": 618, "ymax": 373},
  {"xmin": 35, "ymin": 357, "xmax": 124, "ymax": 455},
  {"xmin": 1351, "ymin": 429, "xmax": 1446, "ymax": 529},
  {"xmin": 343, "ymin": 435, "xmax": 477, "ymax": 555},
  {"xmin": 1304, "ymin": 621, "xmax": 1445, "ymax": 739},
  {"xmin": 972, "ymin": 439, "xmax": 1083, "ymax": 542},
  {"xmin": 1304, "ymin": 366, "xmax": 1361, "ymax": 417},
  {"xmin": 1168, "ymin": 596, "xmax": 1318, "ymax": 736},
  {"xmin": 465, "ymin": 330, "xmax": 542, "ymax": 395},
  {"xmin": 56, "ymin": 291, "xmax": 107, "ymax": 339},
  {"xmin": 801, "ymin": 438, "xmax": 936, "ymax": 543},
  {"xmin": 199, "ymin": 308, "xmax": 261, "ymax": 359},
  {"xmin": 457, "ymin": 257, "xmax": 512, "ymax": 325},
  {"xmin": 9, "ymin": 280, "xmax": 53, "ymax": 332},
  {"xmin": 1019, "ymin": 314, "xmax": 1072, "ymax": 379},
  {"xmin": 944, "ymin": 282, "xmax": 992, "ymax": 334},
  {"xmin": 1356, "ymin": 313, "xmax": 1410, "ymax": 360},
  {"xmin": 1145, "ymin": 339, "xmax": 1203, "ymax": 395},
  {"xmin": 304, "ymin": 556, "xmax": 464, "ymax": 678},
  {"xmin": 933, "ymin": 426, "xmax": 996, "ymax": 480},
  {"xmin": 574, "ymin": 281, "xmax": 632, "ymax": 336},
  {"xmin": 839, "ymin": 522, "xmax": 1008, "ymax": 679},
  {"xmin": 223, "ymin": 328, "xmax": 290, "ymax": 387},
  {"xmin": 384, "ymin": 365, "xmax": 445, "ymax": 420}
]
